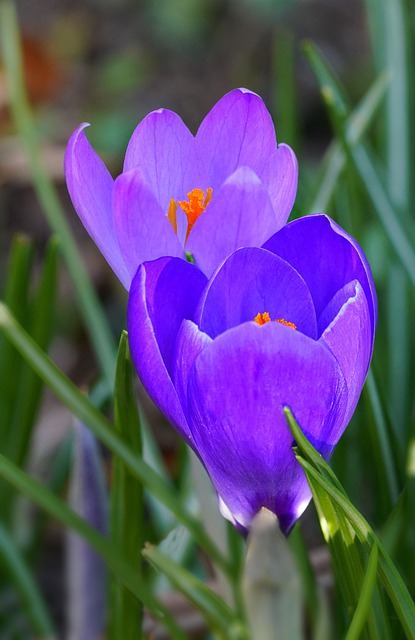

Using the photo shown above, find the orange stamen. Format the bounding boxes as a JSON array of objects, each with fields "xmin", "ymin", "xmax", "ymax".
[
  {"xmin": 254, "ymin": 312, "xmax": 297, "ymax": 330},
  {"xmin": 254, "ymin": 312, "xmax": 271, "ymax": 325},
  {"xmin": 178, "ymin": 187, "xmax": 213, "ymax": 241}
]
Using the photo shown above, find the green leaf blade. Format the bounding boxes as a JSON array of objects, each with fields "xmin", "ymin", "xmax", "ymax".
[{"xmin": 109, "ymin": 331, "xmax": 144, "ymax": 640}]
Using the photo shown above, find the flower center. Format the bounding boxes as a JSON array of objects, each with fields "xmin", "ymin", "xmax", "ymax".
[
  {"xmin": 254, "ymin": 312, "xmax": 297, "ymax": 330},
  {"xmin": 168, "ymin": 188, "xmax": 213, "ymax": 242}
]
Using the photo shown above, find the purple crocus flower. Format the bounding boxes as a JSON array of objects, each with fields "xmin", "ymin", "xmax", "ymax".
[
  {"xmin": 127, "ymin": 214, "xmax": 377, "ymax": 534},
  {"xmin": 65, "ymin": 88, "xmax": 297, "ymax": 288}
]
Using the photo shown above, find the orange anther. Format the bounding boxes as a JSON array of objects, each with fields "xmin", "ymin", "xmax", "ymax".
[
  {"xmin": 275, "ymin": 318, "xmax": 297, "ymax": 330},
  {"xmin": 254, "ymin": 312, "xmax": 271, "ymax": 325},
  {"xmin": 254, "ymin": 312, "xmax": 297, "ymax": 330}
]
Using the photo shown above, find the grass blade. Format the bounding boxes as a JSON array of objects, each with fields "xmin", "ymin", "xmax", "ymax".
[
  {"xmin": 306, "ymin": 70, "xmax": 388, "ymax": 214},
  {"xmin": 386, "ymin": 264, "xmax": 411, "ymax": 446},
  {"xmin": 402, "ymin": 439, "xmax": 415, "ymax": 597},
  {"xmin": 286, "ymin": 408, "xmax": 390, "ymax": 639},
  {"xmin": 345, "ymin": 544, "xmax": 379, "ymax": 640},
  {"xmin": 286, "ymin": 407, "xmax": 415, "ymax": 639},
  {"xmin": 109, "ymin": 332, "xmax": 144, "ymax": 640},
  {"xmin": 351, "ymin": 146, "xmax": 415, "ymax": 287},
  {"xmin": 363, "ymin": 371, "xmax": 400, "ymax": 510},
  {"xmin": 302, "ymin": 460, "xmax": 415, "ymax": 639},
  {"xmin": 289, "ymin": 524, "xmax": 322, "ymax": 635},
  {"xmin": 376, "ymin": 0, "xmax": 410, "ymax": 209},
  {"xmin": 0, "ymin": 235, "xmax": 34, "ymax": 449},
  {"xmin": 6, "ymin": 237, "xmax": 59, "ymax": 470},
  {"xmin": 272, "ymin": 31, "xmax": 299, "ymax": 151}
]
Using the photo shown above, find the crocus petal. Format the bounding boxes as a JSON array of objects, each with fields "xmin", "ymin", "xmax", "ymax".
[
  {"xmin": 319, "ymin": 280, "xmax": 372, "ymax": 428},
  {"xmin": 128, "ymin": 257, "xmax": 207, "ymax": 442},
  {"xmin": 186, "ymin": 167, "xmax": 280, "ymax": 278},
  {"xmin": 123, "ymin": 109, "xmax": 200, "ymax": 209},
  {"xmin": 173, "ymin": 319, "xmax": 212, "ymax": 416},
  {"xmin": 196, "ymin": 247, "xmax": 318, "ymax": 340},
  {"xmin": 64, "ymin": 124, "xmax": 130, "ymax": 288},
  {"xmin": 196, "ymin": 89, "xmax": 277, "ymax": 190},
  {"xmin": 187, "ymin": 322, "xmax": 347, "ymax": 532},
  {"xmin": 113, "ymin": 168, "xmax": 184, "ymax": 286},
  {"xmin": 263, "ymin": 214, "xmax": 377, "ymax": 341},
  {"xmin": 260, "ymin": 143, "xmax": 298, "ymax": 223}
]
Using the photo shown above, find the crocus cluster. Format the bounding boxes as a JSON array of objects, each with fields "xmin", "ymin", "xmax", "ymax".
[
  {"xmin": 66, "ymin": 89, "xmax": 376, "ymax": 533},
  {"xmin": 127, "ymin": 214, "xmax": 376, "ymax": 533}
]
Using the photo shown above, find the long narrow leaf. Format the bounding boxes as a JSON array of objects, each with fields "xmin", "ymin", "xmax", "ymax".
[
  {"xmin": 382, "ymin": 0, "xmax": 411, "ymax": 209},
  {"xmin": 386, "ymin": 265, "xmax": 410, "ymax": 447},
  {"xmin": 283, "ymin": 407, "xmax": 343, "ymax": 492},
  {"xmin": 286, "ymin": 406, "xmax": 415, "ymax": 639},
  {"xmin": 345, "ymin": 544, "xmax": 379, "ymax": 640},
  {"xmin": 286, "ymin": 408, "xmax": 391, "ymax": 640},
  {"xmin": 6, "ymin": 237, "xmax": 59, "ymax": 469},
  {"xmin": 0, "ymin": 235, "xmax": 34, "ymax": 451},
  {"xmin": 301, "ymin": 461, "xmax": 415, "ymax": 640},
  {"xmin": 307, "ymin": 70, "xmax": 388, "ymax": 213},
  {"xmin": 0, "ymin": 236, "xmax": 34, "ymax": 521},
  {"xmin": 351, "ymin": 146, "xmax": 415, "ymax": 287},
  {"xmin": 272, "ymin": 31, "xmax": 298, "ymax": 151},
  {"xmin": 363, "ymin": 371, "xmax": 400, "ymax": 509},
  {"xmin": 109, "ymin": 332, "xmax": 144, "ymax": 640},
  {"xmin": 288, "ymin": 524, "xmax": 322, "ymax": 635},
  {"xmin": 403, "ymin": 440, "xmax": 415, "ymax": 596}
]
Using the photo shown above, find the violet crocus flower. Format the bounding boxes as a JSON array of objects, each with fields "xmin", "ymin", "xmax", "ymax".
[
  {"xmin": 65, "ymin": 88, "xmax": 298, "ymax": 288},
  {"xmin": 127, "ymin": 214, "xmax": 377, "ymax": 533}
]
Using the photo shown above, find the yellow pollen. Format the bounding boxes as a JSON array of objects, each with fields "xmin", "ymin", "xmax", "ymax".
[
  {"xmin": 167, "ymin": 187, "xmax": 213, "ymax": 242},
  {"xmin": 254, "ymin": 312, "xmax": 297, "ymax": 330}
]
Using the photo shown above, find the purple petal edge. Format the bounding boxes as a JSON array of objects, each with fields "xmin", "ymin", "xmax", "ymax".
[{"xmin": 64, "ymin": 123, "xmax": 130, "ymax": 288}]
